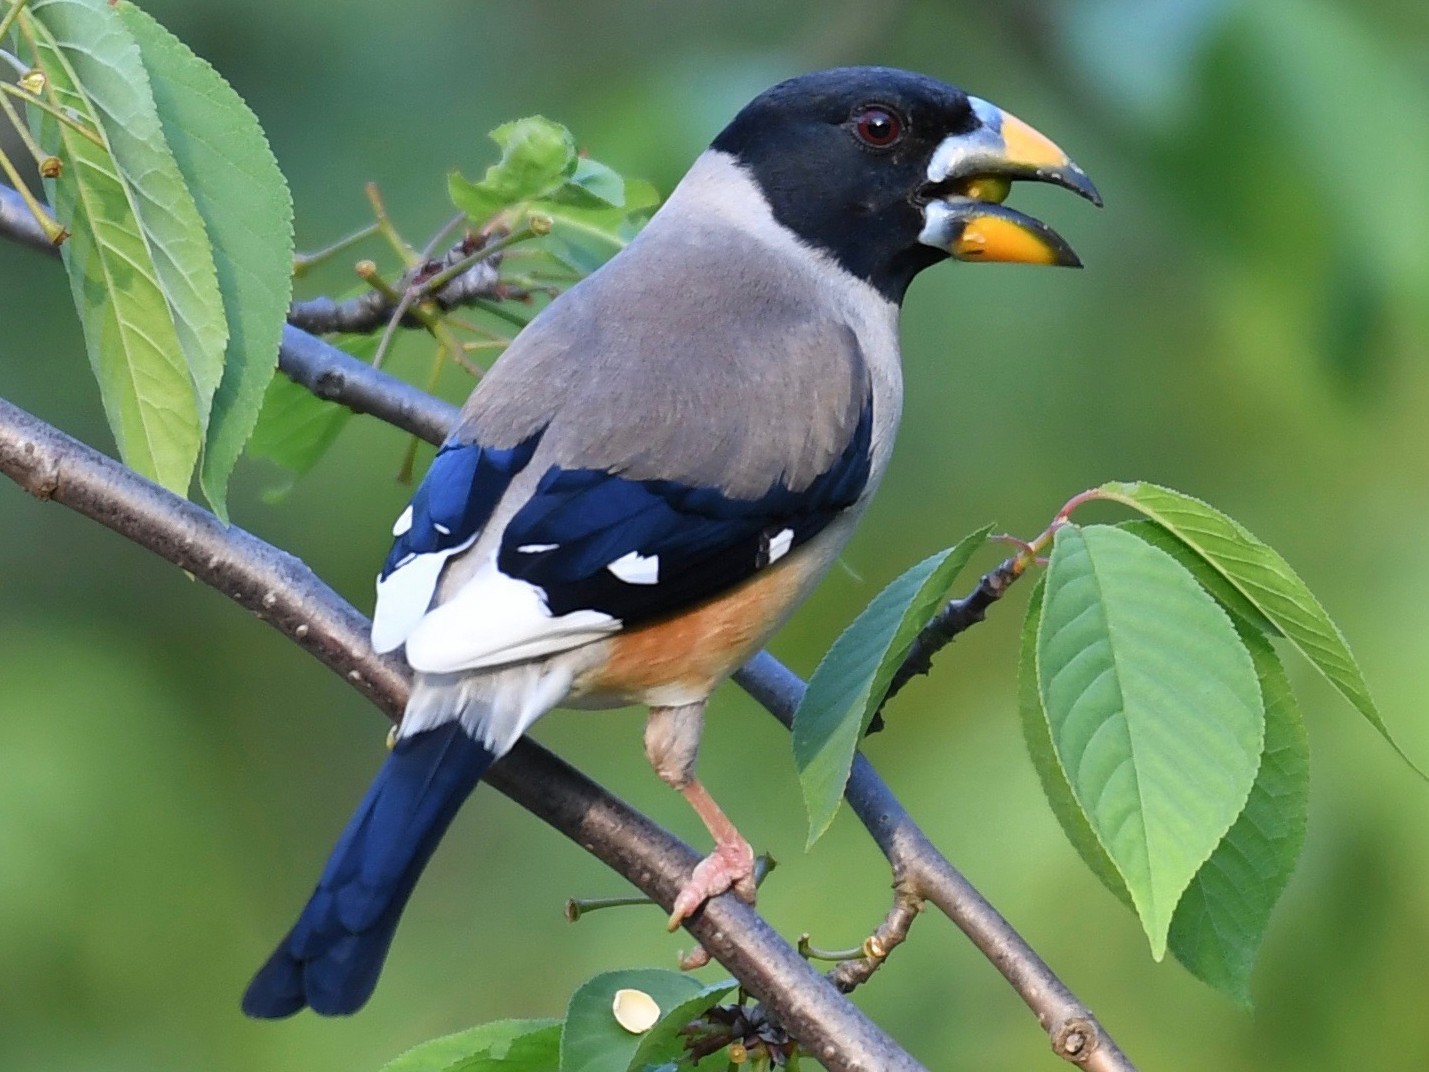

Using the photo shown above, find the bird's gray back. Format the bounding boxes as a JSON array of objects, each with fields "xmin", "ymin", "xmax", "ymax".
[{"xmin": 455, "ymin": 168, "xmax": 878, "ymax": 499}]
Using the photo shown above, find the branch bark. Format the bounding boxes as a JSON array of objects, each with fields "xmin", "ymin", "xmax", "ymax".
[{"xmin": 0, "ymin": 181, "xmax": 1137, "ymax": 1071}]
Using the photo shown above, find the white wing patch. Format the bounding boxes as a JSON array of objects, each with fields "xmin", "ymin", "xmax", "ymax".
[
  {"xmin": 768, "ymin": 528, "xmax": 794, "ymax": 564},
  {"xmin": 391, "ymin": 505, "xmax": 414, "ymax": 537},
  {"xmin": 516, "ymin": 542, "xmax": 559, "ymax": 554},
  {"xmin": 607, "ymin": 550, "xmax": 660, "ymax": 585},
  {"xmin": 404, "ymin": 555, "xmax": 620, "ymax": 674},
  {"xmin": 371, "ymin": 536, "xmax": 477, "ymax": 653}
]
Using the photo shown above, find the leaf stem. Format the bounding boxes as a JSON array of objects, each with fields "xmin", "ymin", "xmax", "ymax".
[
  {"xmin": 566, "ymin": 854, "xmax": 777, "ymax": 921},
  {"xmin": 292, "ymin": 221, "xmax": 380, "ymax": 278},
  {"xmin": 0, "ymin": 1, "xmax": 30, "ymax": 50},
  {"xmin": 473, "ymin": 296, "xmax": 532, "ymax": 329},
  {"xmin": 0, "ymin": 81, "xmax": 53, "ymax": 170},
  {"xmin": 0, "ymin": 145, "xmax": 61, "ymax": 242},
  {"xmin": 564, "ymin": 893, "xmax": 655, "ymax": 921},
  {"xmin": 0, "ymin": 80, "xmax": 103, "ymax": 146},
  {"xmin": 1056, "ymin": 486, "xmax": 1107, "ymax": 524},
  {"xmin": 796, "ymin": 934, "xmax": 866, "ymax": 962},
  {"xmin": 364, "ymin": 181, "xmax": 419, "ymax": 267}
]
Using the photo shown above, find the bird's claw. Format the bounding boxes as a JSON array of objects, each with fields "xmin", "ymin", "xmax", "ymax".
[
  {"xmin": 677, "ymin": 944, "xmax": 712, "ymax": 971},
  {"xmin": 666, "ymin": 837, "xmax": 756, "ymax": 931}
]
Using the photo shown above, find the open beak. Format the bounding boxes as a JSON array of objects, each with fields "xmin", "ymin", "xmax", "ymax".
[{"xmin": 918, "ymin": 97, "xmax": 1101, "ymax": 268}]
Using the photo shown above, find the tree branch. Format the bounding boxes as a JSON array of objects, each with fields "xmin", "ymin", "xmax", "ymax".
[
  {"xmin": 0, "ymin": 181, "xmax": 1137, "ymax": 1070},
  {"xmin": 285, "ymin": 226, "xmax": 505, "ymax": 336},
  {"xmin": 277, "ymin": 322, "xmax": 457, "ymax": 443},
  {"xmin": 0, "ymin": 177, "xmax": 59, "ymax": 253}
]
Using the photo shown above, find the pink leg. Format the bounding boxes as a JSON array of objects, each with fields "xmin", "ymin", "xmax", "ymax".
[
  {"xmin": 644, "ymin": 703, "xmax": 758, "ymax": 930},
  {"xmin": 667, "ymin": 778, "xmax": 757, "ymax": 929}
]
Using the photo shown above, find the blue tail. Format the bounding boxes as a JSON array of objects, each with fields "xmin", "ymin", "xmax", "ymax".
[{"xmin": 242, "ymin": 722, "xmax": 497, "ymax": 1017}]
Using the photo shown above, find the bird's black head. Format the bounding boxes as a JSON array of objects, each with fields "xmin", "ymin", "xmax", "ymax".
[{"xmin": 712, "ymin": 66, "xmax": 1101, "ymax": 303}]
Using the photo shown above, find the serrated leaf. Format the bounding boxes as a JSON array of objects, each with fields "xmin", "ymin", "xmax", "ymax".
[
  {"xmin": 1169, "ymin": 625, "xmax": 1309, "ymax": 1006},
  {"xmin": 1038, "ymin": 524, "xmax": 1264, "ymax": 957},
  {"xmin": 21, "ymin": 2, "xmax": 212, "ymax": 494},
  {"xmin": 1117, "ymin": 519, "xmax": 1278, "ymax": 636},
  {"xmin": 1097, "ymin": 480, "xmax": 1418, "ymax": 775},
  {"xmin": 380, "ymin": 1019, "xmax": 561, "ymax": 1072},
  {"xmin": 33, "ymin": 0, "xmax": 229, "ymax": 434},
  {"xmin": 1019, "ymin": 578, "xmax": 1133, "ymax": 911},
  {"xmin": 449, "ymin": 116, "xmax": 578, "ymax": 223},
  {"xmin": 794, "ymin": 526, "xmax": 993, "ymax": 847},
  {"xmin": 560, "ymin": 970, "xmax": 725, "ymax": 1072},
  {"xmin": 1026, "ymin": 577, "xmax": 1310, "ymax": 999},
  {"xmin": 116, "ymin": 2, "xmax": 294, "ymax": 520}
]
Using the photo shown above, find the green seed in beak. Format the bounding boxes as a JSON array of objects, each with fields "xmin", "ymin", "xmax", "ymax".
[{"xmin": 960, "ymin": 174, "xmax": 1012, "ymax": 204}]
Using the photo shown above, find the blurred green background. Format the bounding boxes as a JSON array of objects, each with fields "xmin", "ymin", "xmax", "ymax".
[{"xmin": 2, "ymin": 1, "xmax": 1427, "ymax": 1069}]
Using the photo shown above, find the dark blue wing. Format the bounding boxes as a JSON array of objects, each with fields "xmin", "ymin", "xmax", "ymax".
[
  {"xmin": 497, "ymin": 399, "xmax": 872, "ymax": 625},
  {"xmin": 371, "ymin": 431, "xmax": 544, "ymax": 653},
  {"xmin": 380, "ymin": 432, "xmax": 544, "ymax": 578}
]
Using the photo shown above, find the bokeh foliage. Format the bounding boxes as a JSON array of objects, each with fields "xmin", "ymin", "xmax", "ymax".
[{"xmin": 2, "ymin": 2, "xmax": 1427, "ymax": 1070}]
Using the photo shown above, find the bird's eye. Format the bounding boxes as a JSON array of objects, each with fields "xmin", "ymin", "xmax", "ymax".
[{"xmin": 853, "ymin": 106, "xmax": 904, "ymax": 148}]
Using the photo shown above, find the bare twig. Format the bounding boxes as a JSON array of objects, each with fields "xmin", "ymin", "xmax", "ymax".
[
  {"xmin": 276, "ymin": 323, "xmax": 456, "ymax": 442},
  {"xmin": 286, "ymin": 228, "xmax": 504, "ymax": 336},
  {"xmin": 0, "ymin": 181, "xmax": 1138, "ymax": 1070},
  {"xmin": 867, "ymin": 557, "xmax": 1022, "ymax": 734},
  {"xmin": 826, "ymin": 881, "xmax": 923, "ymax": 993}
]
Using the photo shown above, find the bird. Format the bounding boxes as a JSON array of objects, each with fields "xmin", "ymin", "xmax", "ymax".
[{"xmin": 243, "ymin": 65, "xmax": 1099, "ymax": 1018}]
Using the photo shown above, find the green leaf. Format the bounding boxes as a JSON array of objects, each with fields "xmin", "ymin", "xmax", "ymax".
[
  {"xmin": 246, "ymin": 371, "xmax": 352, "ymax": 500},
  {"xmin": 1168, "ymin": 625, "xmax": 1309, "ymax": 1006},
  {"xmin": 547, "ymin": 158, "xmax": 626, "ymax": 208},
  {"xmin": 1117, "ymin": 519, "xmax": 1278, "ymax": 636},
  {"xmin": 615, "ymin": 178, "xmax": 661, "ymax": 217},
  {"xmin": 115, "ymin": 2, "xmax": 294, "ymax": 520},
  {"xmin": 794, "ymin": 526, "xmax": 993, "ymax": 847},
  {"xmin": 22, "ymin": 1, "xmax": 216, "ymax": 494},
  {"xmin": 627, "ymin": 978, "xmax": 737, "ymax": 1072},
  {"xmin": 380, "ymin": 1019, "xmax": 561, "ymax": 1072},
  {"xmin": 1025, "ymin": 573, "xmax": 1310, "ymax": 1003},
  {"xmin": 1018, "ymin": 578, "xmax": 1133, "ymax": 911},
  {"xmin": 560, "ymin": 969, "xmax": 727, "ymax": 1072},
  {"xmin": 1038, "ymin": 524, "xmax": 1264, "ymax": 957},
  {"xmin": 449, "ymin": 116, "xmax": 578, "ymax": 223},
  {"xmin": 534, "ymin": 177, "xmax": 659, "ymax": 275},
  {"xmin": 1096, "ymin": 481, "xmax": 1418, "ymax": 774}
]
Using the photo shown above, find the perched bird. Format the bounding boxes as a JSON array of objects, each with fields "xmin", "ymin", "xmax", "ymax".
[{"xmin": 244, "ymin": 65, "xmax": 1098, "ymax": 1018}]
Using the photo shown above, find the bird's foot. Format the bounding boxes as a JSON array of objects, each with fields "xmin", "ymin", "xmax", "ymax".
[
  {"xmin": 666, "ymin": 835, "xmax": 756, "ymax": 931},
  {"xmin": 677, "ymin": 944, "xmax": 712, "ymax": 971}
]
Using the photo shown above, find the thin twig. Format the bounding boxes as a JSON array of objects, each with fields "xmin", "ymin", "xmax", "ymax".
[
  {"xmin": 287, "ymin": 229, "xmax": 504, "ymax": 336},
  {"xmin": 292, "ymin": 221, "xmax": 380, "ymax": 278},
  {"xmin": 826, "ymin": 882, "xmax": 923, "ymax": 993},
  {"xmin": 867, "ymin": 558, "xmax": 1022, "ymax": 734}
]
